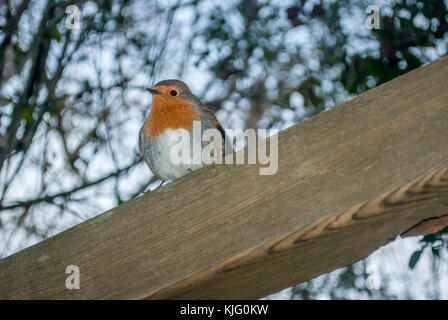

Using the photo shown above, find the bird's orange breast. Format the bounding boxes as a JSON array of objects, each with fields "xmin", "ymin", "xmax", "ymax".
[{"xmin": 144, "ymin": 95, "xmax": 200, "ymax": 139}]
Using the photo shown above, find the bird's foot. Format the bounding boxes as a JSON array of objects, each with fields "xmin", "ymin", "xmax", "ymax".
[{"xmin": 154, "ymin": 180, "xmax": 165, "ymax": 190}]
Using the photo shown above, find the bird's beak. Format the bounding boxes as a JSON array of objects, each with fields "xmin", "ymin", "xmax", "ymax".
[{"xmin": 147, "ymin": 87, "xmax": 161, "ymax": 95}]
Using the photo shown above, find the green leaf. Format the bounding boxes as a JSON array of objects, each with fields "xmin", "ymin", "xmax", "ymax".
[
  {"xmin": 116, "ymin": 12, "xmax": 125, "ymax": 25},
  {"xmin": 409, "ymin": 250, "xmax": 422, "ymax": 269},
  {"xmin": 51, "ymin": 27, "xmax": 61, "ymax": 42},
  {"xmin": 431, "ymin": 247, "xmax": 440, "ymax": 258},
  {"xmin": 22, "ymin": 108, "xmax": 34, "ymax": 124}
]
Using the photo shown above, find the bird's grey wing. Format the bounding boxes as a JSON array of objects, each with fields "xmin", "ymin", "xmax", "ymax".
[
  {"xmin": 197, "ymin": 104, "xmax": 233, "ymax": 156},
  {"xmin": 138, "ymin": 126, "xmax": 145, "ymax": 157},
  {"xmin": 139, "ymin": 126, "xmax": 164, "ymax": 181}
]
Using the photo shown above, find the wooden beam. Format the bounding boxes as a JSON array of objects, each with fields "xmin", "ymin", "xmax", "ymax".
[{"xmin": 1, "ymin": 56, "xmax": 448, "ymax": 300}]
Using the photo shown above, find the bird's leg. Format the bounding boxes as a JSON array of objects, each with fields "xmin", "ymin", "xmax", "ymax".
[
  {"xmin": 155, "ymin": 180, "xmax": 165, "ymax": 189},
  {"xmin": 144, "ymin": 180, "xmax": 165, "ymax": 193}
]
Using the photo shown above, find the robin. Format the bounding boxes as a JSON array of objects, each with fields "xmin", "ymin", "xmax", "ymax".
[{"xmin": 139, "ymin": 79, "xmax": 230, "ymax": 187}]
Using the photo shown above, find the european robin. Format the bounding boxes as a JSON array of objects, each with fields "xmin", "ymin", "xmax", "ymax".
[{"xmin": 139, "ymin": 79, "xmax": 230, "ymax": 186}]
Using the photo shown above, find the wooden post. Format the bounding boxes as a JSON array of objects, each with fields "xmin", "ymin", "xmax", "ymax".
[{"xmin": 1, "ymin": 56, "xmax": 448, "ymax": 299}]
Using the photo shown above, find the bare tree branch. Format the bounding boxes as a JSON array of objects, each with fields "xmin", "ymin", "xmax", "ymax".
[{"xmin": 0, "ymin": 158, "xmax": 142, "ymax": 211}]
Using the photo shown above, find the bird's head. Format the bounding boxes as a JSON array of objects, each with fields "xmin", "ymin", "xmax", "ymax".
[{"xmin": 147, "ymin": 79, "xmax": 200, "ymax": 106}]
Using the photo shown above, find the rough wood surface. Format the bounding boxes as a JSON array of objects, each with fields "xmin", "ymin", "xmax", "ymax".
[{"xmin": 0, "ymin": 56, "xmax": 447, "ymax": 300}]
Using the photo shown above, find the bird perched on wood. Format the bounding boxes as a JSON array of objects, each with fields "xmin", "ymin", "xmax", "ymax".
[{"xmin": 139, "ymin": 79, "xmax": 230, "ymax": 187}]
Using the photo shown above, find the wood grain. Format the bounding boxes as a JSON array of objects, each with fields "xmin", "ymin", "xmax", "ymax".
[
  {"xmin": 0, "ymin": 56, "xmax": 448, "ymax": 299},
  {"xmin": 401, "ymin": 215, "xmax": 448, "ymax": 238}
]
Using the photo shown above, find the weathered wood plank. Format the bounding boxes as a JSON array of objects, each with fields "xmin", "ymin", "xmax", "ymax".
[{"xmin": 0, "ymin": 56, "xmax": 447, "ymax": 299}]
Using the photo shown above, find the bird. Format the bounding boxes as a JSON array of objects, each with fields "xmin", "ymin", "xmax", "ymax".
[{"xmin": 139, "ymin": 79, "xmax": 230, "ymax": 187}]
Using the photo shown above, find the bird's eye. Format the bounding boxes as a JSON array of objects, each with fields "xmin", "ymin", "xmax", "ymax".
[{"xmin": 170, "ymin": 90, "xmax": 178, "ymax": 96}]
